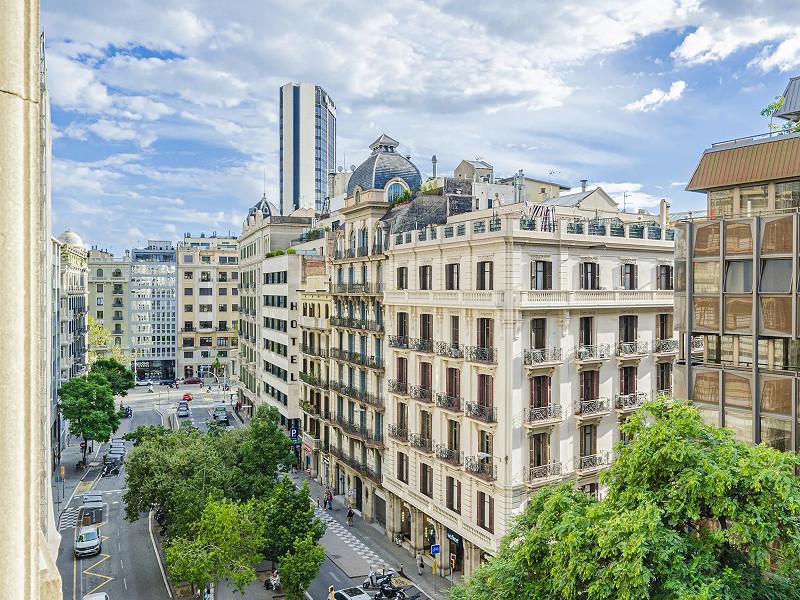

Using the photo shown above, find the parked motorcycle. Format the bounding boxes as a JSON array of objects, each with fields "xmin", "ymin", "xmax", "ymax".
[
  {"xmin": 374, "ymin": 583, "xmax": 419, "ymax": 600},
  {"xmin": 364, "ymin": 569, "xmax": 395, "ymax": 589},
  {"xmin": 101, "ymin": 463, "xmax": 120, "ymax": 477}
]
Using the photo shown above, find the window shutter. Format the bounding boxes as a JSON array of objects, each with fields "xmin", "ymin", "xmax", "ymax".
[
  {"xmin": 594, "ymin": 264, "xmax": 600, "ymax": 289},
  {"xmin": 488, "ymin": 495, "xmax": 494, "ymax": 533},
  {"xmin": 529, "ymin": 378, "xmax": 535, "ymax": 408},
  {"xmin": 477, "ymin": 491, "xmax": 484, "ymax": 525},
  {"xmin": 579, "ymin": 263, "xmax": 584, "ymax": 289},
  {"xmin": 633, "ymin": 316, "xmax": 638, "ymax": 339},
  {"xmin": 620, "ymin": 265, "xmax": 625, "ymax": 288},
  {"xmin": 591, "ymin": 426, "xmax": 597, "ymax": 455},
  {"xmin": 420, "ymin": 465, "xmax": 424, "ymax": 492},
  {"xmin": 619, "ymin": 317, "xmax": 624, "ymax": 343},
  {"xmin": 531, "ymin": 261, "xmax": 535, "ymax": 289},
  {"xmin": 633, "ymin": 265, "xmax": 638, "ymax": 290},
  {"xmin": 545, "ymin": 261, "xmax": 552, "ymax": 290},
  {"xmin": 487, "ymin": 376, "xmax": 493, "ymax": 408},
  {"xmin": 593, "ymin": 372, "xmax": 599, "ymax": 399},
  {"xmin": 545, "ymin": 376, "xmax": 551, "ymax": 407},
  {"xmin": 657, "ymin": 266, "xmax": 661, "ymax": 290},
  {"xmin": 668, "ymin": 266, "xmax": 674, "ymax": 290},
  {"xmin": 580, "ymin": 426, "xmax": 585, "ymax": 456},
  {"xmin": 633, "ymin": 366, "xmax": 638, "ymax": 392},
  {"xmin": 456, "ymin": 480, "xmax": 461, "ymax": 512},
  {"xmin": 446, "ymin": 477, "xmax": 453, "ymax": 507},
  {"xmin": 580, "ymin": 372, "xmax": 585, "ymax": 401},
  {"xmin": 488, "ymin": 262, "xmax": 494, "ymax": 290}
]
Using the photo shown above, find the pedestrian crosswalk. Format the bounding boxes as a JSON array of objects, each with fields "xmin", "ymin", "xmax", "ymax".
[
  {"xmin": 58, "ymin": 506, "xmax": 80, "ymax": 531},
  {"xmin": 314, "ymin": 506, "xmax": 384, "ymax": 568}
]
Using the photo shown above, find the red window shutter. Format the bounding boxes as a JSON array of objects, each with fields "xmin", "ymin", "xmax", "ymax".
[
  {"xmin": 419, "ymin": 464, "xmax": 424, "ymax": 492},
  {"xmin": 488, "ymin": 495, "xmax": 494, "ymax": 533},
  {"xmin": 592, "ymin": 371, "xmax": 599, "ymax": 399}
]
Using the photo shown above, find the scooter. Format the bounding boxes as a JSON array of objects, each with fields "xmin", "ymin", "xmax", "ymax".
[
  {"xmin": 364, "ymin": 569, "xmax": 395, "ymax": 589},
  {"xmin": 374, "ymin": 583, "xmax": 420, "ymax": 600},
  {"xmin": 101, "ymin": 463, "xmax": 120, "ymax": 477}
]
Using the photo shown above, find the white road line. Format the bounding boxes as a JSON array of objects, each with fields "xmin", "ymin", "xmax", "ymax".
[
  {"xmin": 330, "ymin": 572, "xmax": 340, "ymax": 583},
  {"xmin": 124, "ymin": 577, "xmax": 127, "ymax": 590}
]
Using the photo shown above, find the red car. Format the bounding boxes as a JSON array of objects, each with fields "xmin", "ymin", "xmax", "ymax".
[
  {"xmin": 184, "ymin": 377, "xmax": 201, "ymax": 384},
  {"xmin": 182, "ymin": 392, "xmax": 193, "ymax": 402}
]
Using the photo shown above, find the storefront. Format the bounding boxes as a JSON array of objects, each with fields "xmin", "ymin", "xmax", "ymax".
[
  {"xmin": 446, "ymin": 528, "xmax": 463, "ymax": 572},
  {"xmin": 400, "ymin": 503, "xmax": 412, "ymax": 543},
  {"xmin": 422, "ymin": 514, "xmax": 437, "ymax": 555}
]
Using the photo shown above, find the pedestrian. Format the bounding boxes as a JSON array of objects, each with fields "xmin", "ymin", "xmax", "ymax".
[
  {"xmin": 417, "ymin": 550, "xmax": 424, "ymax": 575},
  {"xmin": 66, "ymin": 434, "xmax": 70, "ymax": 447},
  {"xmin": 347, "ymin": 506, "xmax": 354, "ymax": 526}
]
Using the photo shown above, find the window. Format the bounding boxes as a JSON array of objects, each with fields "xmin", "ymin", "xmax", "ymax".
[
  {"xmin": 446, "ymin": 368, "xmax": 460, "ymax": 398},
  {"xmin": 477, "ymin": 318, "xmax": 493, "ymax": 348},
  {"xmin": 739, "ymin": 184, "xmax": 768, "ymax": 216},
  {"xmin": 621, "ymin": 263, "xmax": 637, "ymax": 290},
  {"xmin": 397, "ymin": 267, "xmax": 408, "ymax": 290},
  {"xmin": 96, "ymin": 310, "xmax": 103, "ymax": 319},
  {"xmin": 530, "ymin": 375, "xmax": 551, "ymax": 408},
  {"xmin": 397, "ymin": 312, "xmax": 409, "ymax": 338},
  {"xmin": 396, "ymin": 356, "xmax": 407, "ymax": 384},
  {"xmin": 420, "ymin": 314, "xmax": 433, "ymax": 341},
  {"xmin": 531, "ymin": 318, "xmax": 546, "ymax": 349},
  {"xmin": 579, "ymin": 316, "xmax": 593, "ymax": 346},
  {"xmin": 477, "ymin": 261, "xmax": 493, "ymax": 290},
  {"xmin": 760, "ymin": 259, "xmax": 792, "ymax": 293},
  {"xmin": 450, "ymin": 316, "xmax": 459, "ymax": 346},
  {"xmin": 200, "ymin": 337, "xmax": 212, "ymax": 347},
  {"xmin": 219, "ymin": 272, "xmax": 227, "ymax": 282},
  {"xmin": 387, "ymin": 182, "xmax": 406, "ymax": 203},
  {"xmin": 580, "ymin": 424, "xmax": 597, "ymax": 457},
  {"xmin": 530, "ymin": 432, "xmax": 549, "ymax": 467},
  {"xmin": 184, "ymin": 351, "xmax": 193, "ymax": 358},
  {"xmin": 183, "ymin": 255, "xmax": 194, "ymax": 263},
  {"xmin": 420, "ymin": 362, "xmax": 432, "ymax": 391},
  {"xmin": 96, "ymin": 283, "xmax": 103, "ymax": 293},
  {"xmin": 184, "ymin": 303, "xmax": 193, "ymax": 313},
  {"xmin": 446, "ymin": 476, "xmax": 461, "ymax": 513},
  {"xmin": 477, "ymin": 374, "xmax": 493, "ymax": 408},
  {"xmin": 183, "ymin": 337, "xmax": 195, "ymax": 347},
  {"xmin": 448, "ymin": 419, "xmax": 460, "ymax": 451},
  {"xmin": 580, "ymin": 370, "xmax": 599, "ymax": 401},
  {"xmin": 445, "ymin": 263, "xmax": 460, "ymax": 290},
  {"xmin": 96, "ymin": 269, "xmax": 103, "ymax": 277},
  {"xmin": 476, "ymin": 490, "xmax": 494, "ymax": 533},
  {"xmin": 620, "ymin": 366, "xmax": 637, "ymax": 395},
  {"xmin": 657, "ymin": 362, "xmax": 672, "ymax": 392},
  {"xmin": 657, "ymin": 314, "xmax": 672, "ymax": 340},
  {"xmin": 580, "ymin": 262, "xmax": 600, "ymax": 290},
  {"xmin": 420, "ymin": 463, "xmax": 433, "ymax": 497},
  {"xmin": 693, "ymin": 261, "xmax": 720, "ymax": 294},
  {"xmin": 219, "ymin": 288, "xmax": 227, "ymax": 296},
  {"xmin": 724, "ymin": 261, "xmax": 752, "ymax": 293},
  {"xmin": 419, "ymin": 265, "xmax": 432, "ymax": 290},
  {"xmin": 184, "ymin": 288, "xmax": 193, "ymax": 296},
  {"xmin": 184, "ymin": 271, "xmax": 193, "ymax": 280},
  {"xmin": 776, "ymin": 181, "xmax": 800, "ymax": 211},
  {"xmin": 709, "ymin": 189, "xmax": 733, "ymax": 217},
  {"xmin": 96, "ymin": 298, "xmax": 103, "ymax": 306},
  {"xmin": 219, "ymin": 304, "xmax": 227, "ymax": 312},
  {"xmin": 397, "ymin": 452, "xmax": 409, "ymax": 483},
  {"xmin": 619, "ymin": 315, "xmax": 638, "ymax": 343},
  {"xmin": 531, "ymin": 260, "xmax": 552, "ymax": 290},
  {"xmin": 199, "ymin": 288, "xmax": 212, "ymax": 296}
]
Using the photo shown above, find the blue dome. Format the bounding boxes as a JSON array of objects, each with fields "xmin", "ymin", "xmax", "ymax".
[
  {"xmin": 249, "ymin": 194, "xmax": 280, "ymax": 218},
  {"xmin": 347, "ymin": 134, "xmax": 421, "ymax": 196}
]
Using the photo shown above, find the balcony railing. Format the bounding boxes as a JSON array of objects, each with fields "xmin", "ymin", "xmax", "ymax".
[
  {"xmin": 523, "ymin": 347, "xmax": 563, "ymax": 365},
  {"xmin": 409, "ymin": 433, "xmax": 433, "ymax": 453},
  {"xmin": 299, "ymin": 371, "xmax": 329, "ymax": 389},
  {"xmin": 434, "ymin": 341, "xmax": 463, "ymax": 359},
  {"xmin": 525, "ymin": 462, "xmax": 563, "ymax": 483},
  {"xmin": 575, "ymin": 398, "xmax": 612, "ymax": 416},
  {"xmin": 330, "ymin": 315, "xmax": 385, "ymax": 332},
  {"xmin": 616, "ymin": 341, "xmax": 649, "ymax": 357},
  {"xmin": 409, "ymin": 385, "xmax": 433, "ymax": 403},
  {"xmin": 464, "ymin": 345, "xmax": 497, "ymax": 364},
  {"xmin": 653, "ymin": 388, "xmax": 673, "ymax": 401},
  {"xmin": 465, "ymin": 402, "xmax": 497, "ymax": 423},
  {"xmin": 330, "ymin": 347, "xmax": 384, "ymax": 369},
  {"xmin": 523, "ymin": 404, "xmax": 562, "ymax": 423},
  {"xmin": 332, "ymin": 282, "xmax": 382, "ymax": 294},
  {"xmin": 388, "ymin": 424, "xmax": 408, "ymax": 441},
  {"xmin": 652, "ymin": 338, "xmax": 679, "ymax": 354},
  {"xmin": 334, "ymin": 416, "xmax": 383, "ymax": 445},
  {"xmin": 435, "ymin": 393, "xmax": 463, "ymax": 412},
  {"xmin": 691, "ymin": 336, "xmax": 704, "ymax": 352},
  {"xmin": 388, "ymin": 379, "xmax": 408, "ymax": 394},
  {"xmin": 615, "ymin": 391, "xmax": 648, "ymax": 410},
  {"xmin": 328, "ymin": 380, "xmax": 384, "ymax": 408},
  {"xmin": 575, "ymin": 343, "xmax": 612, "ymax": 360},
  {"xmin": 409, "ymin": 338, "xmax": 433, "ymax": 353},
  {"xmin": 464, "ymin": 456, "xmax": 497, "ymax": 481},
  {"xmin": 388, "ymin": 335, "xmax": 409, "ymax": 348},
  {"xmin": 435, "ymin": 445, "xmax": 463, "ymax": 466},
  {"xmin": 575, "ymin": 452, "xmax": 612, "ymax": 472}
]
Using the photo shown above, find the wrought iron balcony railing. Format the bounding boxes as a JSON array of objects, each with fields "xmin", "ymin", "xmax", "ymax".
[
  {"xmin": 434, "ymin": 393, "xmax": 463, "ymax": 412},
  {"xmin": 388, "ymin": 424, "xmax": 408, "ymax": 441},
  {"xmin": 523, "ymin": 404, "xmax": 562, "ymax": 423},
  {"xmin": 409, "ymin": 385, "xmax": 433, "ymax": 403},
  {"xmin": 525, "ymin": 462, "xmax": 563, "ymax": 482},
  {"xmin": 615, "ymin": 391, "xmax": 648, "ymax": 410},
  {"xmin": 409, "ymin": 338, "xmax": 433, "ymax": 353},
  {"xmin": 409, "ymin": 433, "xmax": 433, "ymax": 453},
  {"xmin": 575, "ymin": 398, "xmax": 612, "ymax": 416},
  {"xmin": 465, "ymin": 402, "xmax": 497, "ymax": 423},
  {"xmin": 388, "ymin": 379, "xmax": 408, "ymax": 394},
  {"xmin": 464, "ymin": 345, "xmax": 497, "ymax": 364},
  {"xmin": 652, "ymin": 338, "xmax": 679, "ymax": 354},
  {"xmin": 523, "ymin": 347, "xmax": 563, "ymax": 365},
  {"xmin": 616, "ymin": 340, "xmax": 649, "ymax": 356},
  {"xmin": 435, "ymin": 445, "xmax": 463, "ymax": 466},
  {"xmin": 434, "ymin": 341, "xmax": 463, "ymax": 359},
  {"xmin": 464, "ymin": 456, "xmax": 497, "ymax": 481},
  {"xmin": 575, "ymin": 344, "xmax": 612, "ymax": 360}
]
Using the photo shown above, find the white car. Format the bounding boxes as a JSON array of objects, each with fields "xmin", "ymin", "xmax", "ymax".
[
  {"xmin": 332, "ymin": 587, "xmax": 371, "ymax": 600},
  {"xmin": 135, "ymin": 379, "xmax": 152, "ymax": 386},
  {"xmin": 83, "ymin": 593, "xmax": 110, "ymax": 600},
  {"xmin": 74, "ymin": 525, "xmax": 101, "ymax": 557}
]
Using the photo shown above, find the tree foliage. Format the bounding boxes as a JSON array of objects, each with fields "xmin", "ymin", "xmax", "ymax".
[
  {"xmin": 165, "ymin": 497, "xmax": 267, "ymax": 595},
  {"xmin": 87, "ymin": 315, "xmax": 112, "ymax": 364},
  {"xmin": 90, "ymin": 357, "xmax": 135, "ymax": 397},
  {"xmin": 262, "ymin": 478, "xmax": 326, "ymax": 565},
  {"xmin": 279, "ymin": 532, "xmax": 326, "ymax": 600},
  {"xmin": 58, "ymin": 372, "xmax": 120, "ymax": 462},
  {"xmin": 761, "ymin": 95, "xmax": 800, "ymax": 134},
  {"xmin": 451, "ymin": 399, "xmax": 800, "ymax": 600}
]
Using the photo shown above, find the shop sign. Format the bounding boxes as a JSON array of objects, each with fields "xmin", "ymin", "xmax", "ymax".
[{"xmin": 446, "ymin": 528, "xmax": 462, "ymax": 546}]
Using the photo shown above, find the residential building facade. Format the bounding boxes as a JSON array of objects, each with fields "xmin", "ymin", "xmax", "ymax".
[
  {"xmin": 177, "ymin": 234, "xmax": 239, "ymax": 381},
  {"xmin": 88, "ymin": 248, "xmax": 131, "ymax": 359},
  {"xmin": 57, "ymin": 230, "xmax": 89, "ymax": 382},
  {"xmin": 279, "ymin": 82, "xmax": 336, "ymax": 213}
]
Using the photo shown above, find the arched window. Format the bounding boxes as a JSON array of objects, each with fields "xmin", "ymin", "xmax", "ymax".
[
  {"xmin": 96, "ymin": 269, "xmax": 103, "ymax": 277},
  {"xmin": 355, "ymin": 190, "xmax": 361, "ymax": 204},
  {"xmin": 387, "ymin": 182, "xmax": 406, "ymax": 203},
  {"xmin": 376, "ymin": 227, "xmax": 383, "ymax": 250},
  {"xmin": 112, "ymin": 269, "xmax": 121, "ymax": 277}
]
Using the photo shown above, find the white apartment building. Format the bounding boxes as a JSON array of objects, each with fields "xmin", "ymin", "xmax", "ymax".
[
  {"xmin": 57, "ymin": 230, "xmax": 88, "ymax": 382},
  {"xmin": 88, "ymin": 248, "xmax": 131, "ymax": 359},
  {"xmin": 378, "ymin": 195, "xmax": 675, "ymax": 576}
]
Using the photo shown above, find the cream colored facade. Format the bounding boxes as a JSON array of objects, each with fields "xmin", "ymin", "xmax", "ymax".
[
  {"xmin": 58, "ymin": 231, "xmax": 89, "ymax": 382},
  {"xmin": 380, "ymin": 202, "xmax": 675, "ymax": 575},
  {"xmin": 177, "ymin": 235, "xmax": 239, "ymax": 381},
  {"xmin": 88, "ymin": 249, "xmax": 131, "ymax": 359}
]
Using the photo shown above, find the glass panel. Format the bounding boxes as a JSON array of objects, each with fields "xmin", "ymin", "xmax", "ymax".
[
  {"xmin": 724, "ymin": 221, "xmax": 753, "ymax": 255},
  {"xmin": 693, "ymin": 261, "xmax": 720, "ymax": 294},
  {"xmin": 674, "ymin": 295, "xmax": 686, "ymax": 329},
  {"xmin": 675, "ymin": 260, "xmax": 686, "ymax": 292},
  {"xmin": 693, "ymin": 297, "xmax": 720, "ymax": 330},
  {"xmin": 675, "ymin": 223, "xmax": 688, "ymax": 257},
  {"xmin": 720, "ymin": 335, "xmax": 734, "ymax": 364},
  {"xmin": 759, "ymin": 338, "xmax": 770, "ymax": 369},
  {"xmin": 760, "ymin": 260, "xmax": 792, "ymax": 293},
  {"xmin": 739, "ymin": 184, "xmax": 768, "ymax": 216},
  {"xmin": 760, "ymin": 416, "xmax": 791, "ymax": 451},
  {"xmin": 709, "ymin": 190, "xmax": 733, "ymax": 218},
  {"xmin": 705, "ymin": 334, "xmax": 721, "ymax": 363},
  {"xmin": 724, "ymin": 373, "xmax": 751, "ymax": 409},
  {"xmin": 724, "ymin": 296, "xmax": 752, "ymax": 331},
  {"xmin": 775, "ymin": 180, "xmax": 800, "ymax": 211},
  {"xmin": 695, "ymin": 404, "xmax": 719, "ymax": 427},
  {"xmin": 723, "ymin": 261, "xmax": 752, "ymax": 293},
  {"xmin": 724, "ymin": 410, "xmax": 754, "ymax": 444},
  {"xmin": 761, "ymin": 216, "xmax": 793, "ymax": 254},
  {"xmin": 739, "ymin": 335, "xmax": 754, "ymax": 366},
  {"xmin": 761, "ymin": 377, "xmax": 792, "ymax": 415},
  {"xmin": 693, "ymin": 223, "xmax": 720, "ymax": 257},
  {"xmin": 760, "ymin": 296, "xmax": 793, "ymax": 335},
  {"xmin": 693, "ymin": 371, "xmax": 719, "ymax": 404}
]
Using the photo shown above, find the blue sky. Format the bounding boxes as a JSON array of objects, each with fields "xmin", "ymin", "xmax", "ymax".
[{"xmin": 42, "ymin": 0, "xmax": 800, "ymax": 251}]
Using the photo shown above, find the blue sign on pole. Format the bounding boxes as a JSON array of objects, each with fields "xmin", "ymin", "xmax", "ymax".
[
  {"xmin": 289, "ymin": 427, "xmax": 298, "ymax": 440},
  {"xmin": 431, "ymin": 544, "xmax": 440, "ymax": 555}
]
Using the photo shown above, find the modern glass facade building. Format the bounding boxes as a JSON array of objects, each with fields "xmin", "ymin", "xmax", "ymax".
[{"xmin": 279, "ymin": 82, "xmax": 336, "ymax": 214}]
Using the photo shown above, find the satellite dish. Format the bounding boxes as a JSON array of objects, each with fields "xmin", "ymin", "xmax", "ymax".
[
  {"xmin": 350, "ymin": 165, "xmax": 356, "ymax": 172},
  {"xmin": 337, "ymin": 166, "xmax": 343, "ymax": 173}
]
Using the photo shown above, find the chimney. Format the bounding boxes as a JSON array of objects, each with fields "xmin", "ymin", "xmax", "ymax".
[
  {"xmin": 580, "ymin": 179, "xmax": 588, "ymax": 192},
  {"xmin": 431, "ymin": 155, "xmax": 437, "ymax": 179}
]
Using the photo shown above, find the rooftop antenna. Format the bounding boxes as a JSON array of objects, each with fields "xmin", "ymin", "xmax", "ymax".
[
  {"xmin": 623, "ymin": 192, "xmax": 629, "ymax": 212},
  {"xmin": 548, "ymin": 170, "xmax": 560, "ymax": 199}
]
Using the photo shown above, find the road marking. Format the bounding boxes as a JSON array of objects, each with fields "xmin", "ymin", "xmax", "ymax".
[
  {"xmin": 120, "ymin": 559, "xmax": 123, "ymax": 569},
  {"xmin": 124, "ymin": 577, "xmax": 128, "ymax": 590},
  {"xmin": 330, "ymin": 572, "xmax": 340, "ymax": 583},
  {"xmin": 82, "ymin": 551, "xmax": 113, "ymax": 595}
]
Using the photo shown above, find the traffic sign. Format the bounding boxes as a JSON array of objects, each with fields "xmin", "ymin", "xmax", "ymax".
[
  {"xmin": 80, "ymin": 442, "xmax": 86, "ymax": 449},
  {"xmin": 431, "ymin": 544, "xmax": 440, "ymax": 555},
  {"xmin": 289, "ymin": 427, "xmax": 298, "ymax": 440}
]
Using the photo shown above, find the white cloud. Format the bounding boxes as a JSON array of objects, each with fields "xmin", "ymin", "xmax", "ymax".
[
  {"xmin": 624, "ymin": 81, "xmax": 687, "ymax": 112},
  {"xmin": 672, "ymin": 19, "xmax": 792, "ymax": 66},
  {"xmin": 749, "ymin": 35, "xmax": 800, "ymax": 72},
  {"xmin": 670, "ymin": 181, "xmax": 688, "ymax": 187},
  {"xmin": 87, "ymin": 119, "xmax": 157, "ymax": 148}
]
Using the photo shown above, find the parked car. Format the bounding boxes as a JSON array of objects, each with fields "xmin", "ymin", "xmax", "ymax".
[
  {"xmin": 160, "ymin": 378, "xmax": 175, "ymax": 386},
  {"xmin": 184, "ymin": 377, "xmax": 202, "ymax": 384},
  {"xmin": 83, "ymin": 593, "xmax": 110, "ymax": 600},
  {"xmin": 74, "ymin": 525, "xmax": 101, "ymax": 557},
  {"xmin": 331, "ymin": 587, "xmax": 371, "ymax": 600},
  {"xmin": 135, "ymin": 379, "xmax": 152, "ymax": 386},
  {"xmin": 177, "ymin": 403, "xmax": 189, "ymax": 418},
  {"xmin": 182, "ymin": 392, "xmax": 193, "ymax": 402}
]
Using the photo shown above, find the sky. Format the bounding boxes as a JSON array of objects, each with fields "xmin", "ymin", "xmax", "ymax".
[{"xmin": 42, "ymin": 0, "xmax": 800, "ymax": 252}]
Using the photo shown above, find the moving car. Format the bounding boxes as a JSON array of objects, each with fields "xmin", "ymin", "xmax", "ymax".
[
  {"xmin": 74, "ymin": 525, "xmax": 101, "ymax": 557},
  {"xmin": 177, "ymin": 402, "xmax": 189, "ymax": 418},
  {"xmin": 135, "ymin": 379, "xmax": 152, "ymax": 386},
  {"xmin": 182, "ymin": 392, "xmax": 193, "ymax": 402},
  {"xmin": 184, "ymin": 377, "xmax": 202, "ymax": 384},
  {"xmin": 160, "ymin": 378, "xmax": 175, "ymax": 386},
  {"xmin": 331, "ymin": 588, "xmax": 371, "ymax": 600},
  {"xmin": 213, "ymin": 403, "xmax": 229, "ymax": 425}
]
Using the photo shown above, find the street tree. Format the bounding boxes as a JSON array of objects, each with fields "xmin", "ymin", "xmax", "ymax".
[
  {"xmin": 262, "ymin": 478, "xmax": 325, "ymax": 566},
  {"xmin": 451, "ymin": 399, "xmax": 800, "ymax": 600},
  {"xmin": 279, "ymin": 532, "xmax": 326, "ymax": 600},
  {"xmin": 90, "ymin": 357, "xmax": 135, "ymax": 397},
  {"xmin": 86, "ymin": 315, "xmax": 112, "ymax": 364},
  {"xmin": 58, "ymin": 372, "xmax": 120, "ymax": 464},
  {"xmin": 122, "ymin": 423, "xmax": 174, "ymax": 446},
  {"xmin": 210, "ymin": 354, "xmax": 221, "ymax": 382},
  {"xmin": 165, "ymin": 496, "xmax": 267, "ymax": 595}
]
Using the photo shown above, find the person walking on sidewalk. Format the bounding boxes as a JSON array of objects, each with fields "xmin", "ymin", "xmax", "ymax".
[
  {"xmin": 347, "ymin": 506, "xmax": 354, "ymax": 526},
  {"xmin": 416, "ymin": 550, "xmax": 424, "ymax": 575},
  {"xmin": 66, "ymin": 434, "xmax": 70, "ymax": 447}
]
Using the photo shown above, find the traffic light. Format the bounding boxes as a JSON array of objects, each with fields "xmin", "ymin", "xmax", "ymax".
[{"xmin": 451, "ymin": 554, "xmax": 456, "ymax": 570}]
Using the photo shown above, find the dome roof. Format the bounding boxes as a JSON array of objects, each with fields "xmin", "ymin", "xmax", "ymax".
[
  {"xmin": 347, "ymin": 134, "xmax": 421, "ymax": 196},
  {"xmin": 249, "ymin": 194, "xmax": 280, "ymax": 218},
  {"xmin": 57, "ymin": 230, "xmax": 84, "ymax": 247}
]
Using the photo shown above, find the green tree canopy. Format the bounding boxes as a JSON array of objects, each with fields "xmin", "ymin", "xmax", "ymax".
[
  {"xmin": 262, "ymin": 478, "xmax": 326, "ymax": 565},
  {"xmin": 58, "ymin": 372, "xmax": 120, "ymax": 463},
  {"xmin": 90, "ymin": 357, "xmax": 135, "ymax": 397},
  {"xmin": 165, "ymin": 496, "xmax": 267, "ymax": 595},
  {"xmin": 279, "ymin": 531, "xmax": 326, "ymax": 600},
  {"xmin": 451, "ymin": 400, "xmax": 800, "ymax": 600}
]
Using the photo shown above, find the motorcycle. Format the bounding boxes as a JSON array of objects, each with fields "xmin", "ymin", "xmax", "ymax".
[
  {"xmin": 119, "ymin": 405, "xmax": 133, "ymax": 418},
  {"xmin": 364, "ymin": 569, "xmax": 395, "ymax": 589},
  {"xmin": 374, "ymin": 583, "xmax": 420, "ymax": 600},
  {"xmin": 101, "ymin": 463, "xmax": 120, "ymax": 477}
]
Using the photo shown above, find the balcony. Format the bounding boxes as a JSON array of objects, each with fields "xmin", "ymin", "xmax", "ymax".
[
  {"xmin": 574, "ymin": 398, "xmax": 612, "ymax": 418},
  {"xmin": 464, "ymin": 345, "xmax": 497, "ymax": 364},
  {"xmin": 333, "ymin": 416, "xmax": 383, "ymax": 446},
  {"xmin": 520, "ymin": 289, "xmax": 673, "ymax": 310},
  {"xmin": 653, "ymin": 339, "xmax": 679, "ymax": 358},
  {"xmin": 388, "ymin": 424, "xmax": 408, "ymax": 442},
  {"xmin": 434, "ymin": 341, "xmax": 463, "ymax": 359},
  {"xmin": 522, "ymin": 404, "xmax": 562, "ymax": 427},
  {"xmin": 112, "ymin": 301, "xmax": 123, "ymax": 308},
  {"xmin": 409, "ymin": 433, "xmax": 433, "ymax": 454},
  {"xmin": 615, "ymin": 391, "xmax": 648, "ymax": 412},
  {"xmin": 384, "ymin": 290, "xmax": 505, "ymax": 309},
  {"xmin": 299, "ymin": 371, "xmax": 329, "ymax": 390},
  {"xmin": 434, "ymin": 393, "xmax": 463, "ymax": 412},
  {"xmin": 302, "ymin": 431, "xmax": 321, "ymax": 451},
  {"xmin": 332, "ymin": 282, "xmax": 382, "ymax": 294},
  {"xmin": 525, "ymin": 462, "xmax": 563, "ymax": 485},
  {"xmin": 465, "ymin": 402, "xmax": 497, "ymax": 423},
  {"xmin": 388, "ymin": 335, "xmax": 409, "ymax": 349},
  {"xmin": 523, "ymin": 347, "xmax": 562, "ymax": 367},
  {"xmin": 435, "ymin": 445, "xmax": 463, "ymax": 466},
  {"xmin": 388, "ymin": 379, "xmax": 408, "ymax": 395},
  {"xmin": 575, "ymin": 452, "xmax": 612, "ymax": 475},
  {"xmin": 112, "ymin": 316, "xmax": 123, "ymax": 321},
  {"xmin": 575, "ymin": 344, "xmax": 612, "ymax": 362},
  {"xmin": 409, "ymin": 338, "xmax": 433, "ymax": 353},
  {"xmin": 300, "ymin": 315, "xmax": 330, "ymax": 330},
  {"xmin": 328, "ymin": 380, "xmax": 384, "ymax": 409},
  {"xmin": 330, "ymin": 315, "xmax": 384, "ymax": 332},
  {"xmin": 112, "ymin": 288, "xmax": 124, "ymax": 295},
  {"xmin": 329, "ymin": 347, "xmax": 384, "ymax": 369},
  {"xmin": 464, "ymin": 456, "xmax": 497, "ymax": 481},
  {"xmin": 300, "ymin": 343, "xmax": 327, "ymax": 359},
  {"xmin": 616, "ymin": 340, "xmax": 649, "ymax": 358},
  {"xmin": 653, "ymin": 388, "xmax": 674, "ymax": 401},
  {"xmin": 409, "ymin": 385, "xmax": 433, "ymax": 403}
]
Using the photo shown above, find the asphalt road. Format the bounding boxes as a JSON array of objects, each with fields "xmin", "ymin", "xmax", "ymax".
[{"xmin": 306, "ymin": 556, "xmax": 357, "ymax": 600}]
